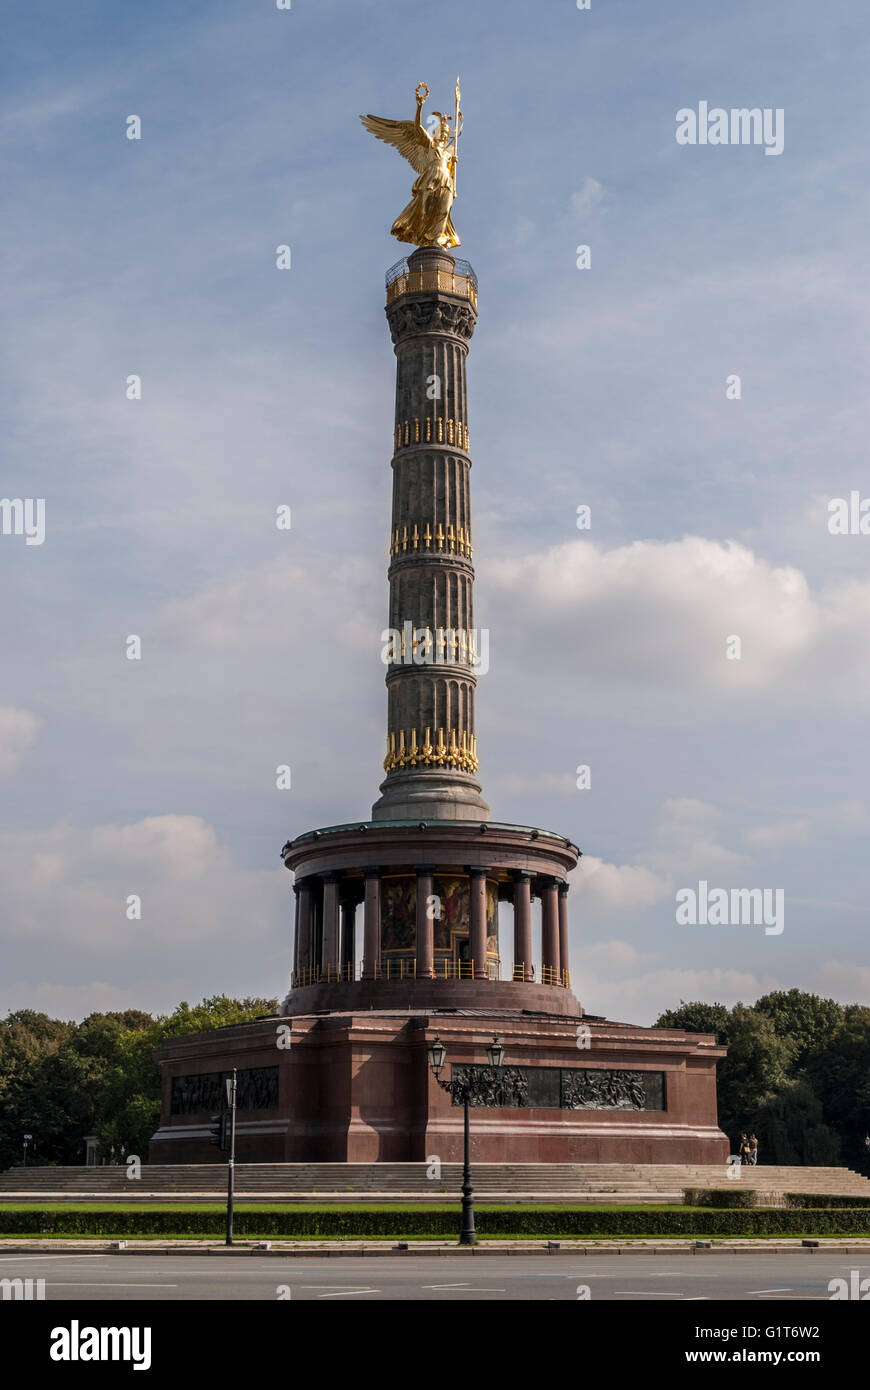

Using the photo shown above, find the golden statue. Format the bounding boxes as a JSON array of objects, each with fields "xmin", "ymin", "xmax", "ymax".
[{"xmin": 361, "ymin": 80, "xmax": 463, "ymax": 249}]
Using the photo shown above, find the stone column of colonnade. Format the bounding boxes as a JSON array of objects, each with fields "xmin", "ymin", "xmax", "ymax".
[
  {"xmin": 558, "ymin": 882, "xmax": 570, "ymax": 986},
  {"xmin": 540, "ymin": 878, "xmax": 560, "ymax": 982},
  {"xmin": 295, "ymin": 879, "xmax": 314, "ymax": 976},
  {"xmin": 469, "ymin": 866, "xmax": 489, "ymax": 978},
  {"xmin": 414, "ymin": 865, "xmax": 436, "ymax": 978},
  {"xmin": 511, "ymin": 870, "xmax": 533, "ymax": 981},
  {"xmin": 321, "ymin": 873, "xmax": 340, "ymax": 975},
  {"xmin": 363, "ymin": 868, "xmax": 382, "ymax": 979},
  {"xmin": 293, "ymin": 869, "xmax": 572, "ymax": 988}
]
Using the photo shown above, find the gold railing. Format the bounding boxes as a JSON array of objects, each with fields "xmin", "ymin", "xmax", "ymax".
[
  {"xmin": 291, "ymin": 960, "xmax": 568, "ymax": 989},
  {"xmin": 513, "ymin": 962, "xmax": 570, "ymax": 987},
  {"xmin": 386, "ymin": 264, "xmax": 478, "ymax": 310},
  {"xmin": 540, "ymin": 964, "xmax": 570, "ymax": 987}
]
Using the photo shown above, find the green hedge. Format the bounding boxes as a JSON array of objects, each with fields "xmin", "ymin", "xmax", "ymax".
[
  {"xmin": 784, "ymin": 1193, "xmax": 870, "ymax": 1209},
  {"xmin": 684, "ymin": 1188, "xmax": 870, "ymax": 1211},
  {"xmin": 684, "ymin": 1188, "xmax": 758, "ymax": 1208},
  {"xmin": 3, "ymin": 1207, "xmax": 870, "ymax": 1237}
]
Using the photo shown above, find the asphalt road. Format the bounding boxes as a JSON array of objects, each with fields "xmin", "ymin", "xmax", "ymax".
[{"xmin": 2, "ymin": 1252, "xmax": 868, "ymax": 1300}]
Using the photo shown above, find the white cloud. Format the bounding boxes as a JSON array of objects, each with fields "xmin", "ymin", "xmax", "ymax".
[
  {"xmin": 570, "ymin": 178, "xmax": 605, "ymax": 219},
  {"xmin": 576, "ymin": 963, "xmax": 771, "ymax": 1027},
  {"xmin": 488, "ymin": 535, "xmax": 870, "ymax": 700},
  {"xmin": 744, "ymin": 819, "xmax": 810, "ymax": 847},
  {"xmin": 0, "ymin": 978, "xmax": 189, "ymax": 1021},
  {"xmin": 813, "ymin": 961, "xmax": 870, "ymax": 1003},
  {"xmin": 0, "ymin": 815, "xmax": 286, "ymax": 955},
  {"xmin": 0, "ymin": 705, "xmax": 41, "ymax": 776},
  {"xmin": 640, "ymin": 798, "xmax": 746, "ymax": 878},
  {"xmin": 571, "ymin": 855, "xmax": 672, "ymax": 910}
]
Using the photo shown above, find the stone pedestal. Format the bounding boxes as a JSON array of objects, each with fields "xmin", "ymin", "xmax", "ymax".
[{"xmin": 149, "ymin": 1010, "xmax": 729, "ymax": 1165}]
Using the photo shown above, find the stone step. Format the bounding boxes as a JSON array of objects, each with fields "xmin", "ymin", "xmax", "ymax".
[{"xmin": 2, "ymin": 1162, "xmax": 869, "ymax": 1200}]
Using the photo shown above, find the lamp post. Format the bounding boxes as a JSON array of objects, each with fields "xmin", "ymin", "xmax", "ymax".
[
  {"xmin": 428, "ymin": 1033, "xmax": 504, "ymax": 1246},
  {"xmin": 225, "ymin": 1070, "xmax": 237, "ymax": 1247},
  {"xmin": 22, "ymin": 1134, "xmax": 33, "ymax": 1167}
]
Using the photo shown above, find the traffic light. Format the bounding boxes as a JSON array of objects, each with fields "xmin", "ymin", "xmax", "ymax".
[{"xmin": 208, "ymin": 1113, "xmax": 227, "ymax": 1150}]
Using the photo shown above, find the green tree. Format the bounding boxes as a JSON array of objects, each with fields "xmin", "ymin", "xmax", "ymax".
[
  {"xmin": 0, "ymin": 997, "xmax": 277, "ymax": 1169},
  {"xmin": 755, "ymin": 1081, "xmax": 840, "ymax": 1165},
  {"xmin": 805, "ymin": 1004, "xmax": 870, "ymax": 1173},
  {"xmin": 754, "ymin": 989, "xmax": 843, "ymax": 1067},
  {"xmin": 655, "ymin": 1001, "xmax": 733, "ymax": 1043}
]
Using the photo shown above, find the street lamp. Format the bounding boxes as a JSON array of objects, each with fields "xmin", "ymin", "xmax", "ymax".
[
  {"xmin": 428, "ymin": 1033, "xmax": 504, "ymax": 1246},
  {"xmin": 22, "ymin": 1134, "xmax": 33, "ymax": 1167}
]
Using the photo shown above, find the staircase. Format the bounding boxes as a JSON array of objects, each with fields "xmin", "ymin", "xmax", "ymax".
[{"xmin": 1, "ymin": 1163, "xmax": 869, "ymax": 1203}]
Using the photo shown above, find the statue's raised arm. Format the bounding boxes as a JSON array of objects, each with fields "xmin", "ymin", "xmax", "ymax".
[{"xmin": 360, "ymin": 81, "xmax": 461, "ymax": 249}]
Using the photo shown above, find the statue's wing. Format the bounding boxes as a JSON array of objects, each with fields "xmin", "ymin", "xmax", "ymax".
[{"xmin": 360, "ymin": 114, "xmax": 431, "ymax": 175}]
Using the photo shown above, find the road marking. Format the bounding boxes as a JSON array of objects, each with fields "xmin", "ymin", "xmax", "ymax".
[
  {"xmin": 750, "ymin": 1284, "xmax": 828, "ymax": 1295},
  {"xmin": 47, "ymin": 1282, "xmax": 179, "ymax": 1288},
  {"xmin": 421, "ymin": 1283, "xmax": 470, "ymax": 1289},
  {"xmin": 0, "ymin": 1255, "xmax": 102, "ymax": 1263},
  {"xmin": 747, "ymin": 1288, "xmax": 792, "ymax": 1294},
  {"xmin": 614, "ymin": 1291, "xmax": 685, "ymax": 1297},
  {"xmin": 316, "ymin": 1289, "xmax": 380, "ymax": 1298}
]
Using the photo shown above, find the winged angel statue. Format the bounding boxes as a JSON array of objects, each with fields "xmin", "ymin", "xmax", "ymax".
[{"xmin": 361, "ymin": 81, "xmax": 463, "ymax": 249}]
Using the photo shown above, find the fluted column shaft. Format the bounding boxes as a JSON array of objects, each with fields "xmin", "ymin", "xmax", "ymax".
[{"xmin": 373, "ymin": 246, "xmax": 489, "ymax": 822}]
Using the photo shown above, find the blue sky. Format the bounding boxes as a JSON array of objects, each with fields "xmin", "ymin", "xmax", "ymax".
[{"xmin": 1, "ymin": 0, "xmax": 869, "ymax": 1023}]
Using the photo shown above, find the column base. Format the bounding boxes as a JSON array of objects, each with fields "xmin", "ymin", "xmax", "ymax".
[{"xmin": 371, "ymin": 770, "xmax": 490, "ymax": 823}]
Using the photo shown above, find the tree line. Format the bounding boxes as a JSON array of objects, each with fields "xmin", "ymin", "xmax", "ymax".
[
  {"xmin": 0, "ymin": 988, "xmax": 867, "ymax": 1171},
  {"xmin": 656, "ymin": 991, "xmax": 870, "ymax": 1170}
]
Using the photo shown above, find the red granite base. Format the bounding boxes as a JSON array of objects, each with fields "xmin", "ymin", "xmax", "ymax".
[{"xmin": 149, "ymin": 1009, "xmax": 728, "ymax": 1165}]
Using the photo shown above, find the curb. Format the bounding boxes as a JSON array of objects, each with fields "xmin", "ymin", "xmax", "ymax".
[{"xmin": 2, "ymin": 1239, "xmax": 870, "ymax": 1256}]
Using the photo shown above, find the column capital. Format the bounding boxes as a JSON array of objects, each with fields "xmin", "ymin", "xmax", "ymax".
[
  {"xmin": 321, "ymin": 871, "xmax": 341, "ymax": 884},
  {"xmin": 511, "ymin": 869, "xmax": 533, "ymax": 883},
  {"xmin": 557, "ymin": 881, "xmax": 570, "ymax": 897},
  {"xmin": 413, "ymin": 863, "xmax": 438, "ymax": 874},
  {"xmin": 363, "ymin": 865, "xmax": 384, "ymax": 879},
  {"xmin": 466, "ymin": 865, "xmax": 492, "ymax": 878}
]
